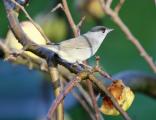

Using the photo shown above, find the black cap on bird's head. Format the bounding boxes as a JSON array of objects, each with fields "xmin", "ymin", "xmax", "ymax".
[{"xmin": 90, "ymin": 26, "xmax": 113, "ymax": 33}]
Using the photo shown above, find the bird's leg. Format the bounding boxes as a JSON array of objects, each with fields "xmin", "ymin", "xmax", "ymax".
[{"xmin": 76, "ymin": 61, "xmax": 92, "ymax": 70}]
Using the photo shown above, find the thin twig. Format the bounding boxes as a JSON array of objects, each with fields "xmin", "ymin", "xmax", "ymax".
[
  {"xmin": 62, "ymin": 0, "xmax": 79, "ymax": 36},
  {"xmin": 106, "ymin": 0, "xmax": 112, "ymax": 8},
  {"xmin": 95, "ymin": 67, "xmax": 113, "ymax": 80},
  {"xmin": 52, "ymin": 0, "xmax": 81, "ymax": 36},
  {"xmin": 63, "ymin": 79, "xmax": 96, "ymax": 120},
  {"xmin": 114, "ymin": 0, "xmax": 125, "ymax": 13},
  {"xmin": 71, "ymin": 90, "xmax": 96, "ymax": 120},
  {"xmin": 77, "ymin": 16, "xmax": 86, "ymax": 29},
  {"xmin": 51, "ymin": 3, "xmax": 63, "ymax": 13},
  {"xmin": 99, "ymin": 0, "xmax": 156, "ymax": 73},
  {"xmin": 76, "ymin": 16, "xmax": 86, "ymax": 35},
  {"xmin": 10, "ymin": 0, "xmax": 50, "ymax": 44},
  {"xmin": 87, "ymin": 80, "xmax": 101, "ymax": 120},
  {"xmin": 76, "ymin": 83, "xmax": 92, "ymax": 106},
  {"xmin": 94, "ymin": 56, "xmax": 112, "ymax": 80},
  {"xmin": 62, "ymin": 73, "xmax": 92, "ymax": 106}
]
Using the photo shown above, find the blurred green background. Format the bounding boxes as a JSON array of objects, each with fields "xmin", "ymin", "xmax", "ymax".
[{"xmin": 0, "ymin": 0, "xmax": 156, "ymax": 120}]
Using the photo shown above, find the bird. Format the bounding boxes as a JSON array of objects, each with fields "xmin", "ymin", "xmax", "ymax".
[{"xmin": 44, "ymin": 26, "xmax": 113, "ymax": 63}]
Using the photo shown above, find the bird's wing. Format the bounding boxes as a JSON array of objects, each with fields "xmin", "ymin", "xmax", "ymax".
[
  {"xmin": 59, "ymin": 36, "xmax": 91, "ymax": 49},
  {"xmin": 42, "ymin": 36, "xmax": 91, "ymax": 51}
]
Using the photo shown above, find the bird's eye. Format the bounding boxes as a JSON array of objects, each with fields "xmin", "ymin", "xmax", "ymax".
[
  {"xmin": 101, "ymin": 28, "xmax": 106, "ymax": 33},
  {"xmin": 102, "ymin": 30, "xmax": 105, "ymax": 33}
]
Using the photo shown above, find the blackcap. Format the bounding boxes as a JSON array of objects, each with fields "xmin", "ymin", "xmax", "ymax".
[{"xmin": 45, "ymin": 26, "xmax": 113, "ymax": 63}]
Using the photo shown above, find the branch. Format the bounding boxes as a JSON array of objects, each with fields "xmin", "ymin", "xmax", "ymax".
[
  {"xmin": 51, "ymin": 3, "xmax": 63, "ymax": 13},
  {"xmin": 61, "ymin": 71, "xmax": 92, "ymax": 106},
  {"xmin": 106, "ymin": 0, "xmax": 112, "ymax": 8},
  {"xmin": 10, "ymin": 0, "xmax": 51, "ymax": 44},
  {"xmin": 49, "ymin": 65, "xmax": 64, "ymax": 120},
  {"xmin": 62, "ymin": 68, "xmax": 103, "ymax": 120},
  {"xmin": 71, "ymin": 89, "xmax": 96, "ymax": 120},
  {"xmin": 55, "ymin": 0, "xmax": 85, "ymax": 36},
  {"xmin": 114, "ymin": 0, "xmax": 125, "ymax": 13},
  {"xmin": 47, "ymin": 69, "xmax": 132, "ymax": 120},
  {"xmin": 63, "ymin": 79, "xmax": 96, "ymax": 120},
  {"xmin": 62, "ymin": 0, "xmax": 78, "ymax": 36},
  {"xmin": 99, "ymin": 0, "xmax": 156, "ymax": 73},
  {"xmin": 87, "ymin": 80, "xmax": 101, "ymax": 120},
  {"xmin": 61, "ymin": 70, "xmax": 104, "ymax": 120},
  {"xmin": 76, "ymin": 16, "xmax": 86, "ymax": 35},
  {"xmin": 47, "ymin": 71, "xmax": 88, "ymax": 120}
]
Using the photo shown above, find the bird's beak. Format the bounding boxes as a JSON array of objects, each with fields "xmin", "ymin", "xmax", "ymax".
[{"xmin": 107, "ymin": 28, "xmax": 114, "ymax": 33}]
